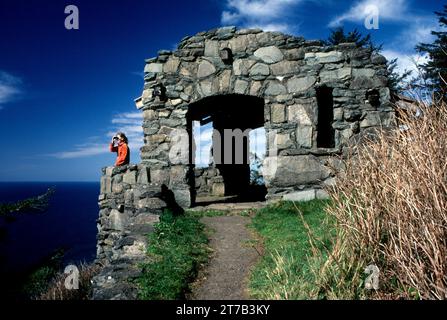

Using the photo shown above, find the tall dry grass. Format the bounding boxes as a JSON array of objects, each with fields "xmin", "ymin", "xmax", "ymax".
[{"xmin": 318, "ymin": 102, "xmax": 447, "ymax": 300}]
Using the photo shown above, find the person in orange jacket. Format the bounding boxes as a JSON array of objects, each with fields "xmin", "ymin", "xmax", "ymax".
[{"xmin": 110, "ymin": 132, "xmax": 130, "ymax": 166}]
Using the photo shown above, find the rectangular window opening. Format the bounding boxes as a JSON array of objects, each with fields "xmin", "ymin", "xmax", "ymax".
[{"xmin": 316, "ymin": 86, "xmax": 335, "ymax": 148}]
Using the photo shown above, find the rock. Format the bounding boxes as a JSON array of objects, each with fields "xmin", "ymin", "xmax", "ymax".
[
  {"xmin": 249, "ymin": 63, "xmax": 270, "ymax": 78},
  {"xmin": 163, "ymin": 58, "xmax": 180, "ymax": 73},
  {"xmin": 254, "ymin": 46, "xmax": 284, "ymax": 64},
  {"xmin": 228, "ymin": 35, "xmax": 250, "ymax": 52},
  {"xmin": 212, "ymin": 183, "xmax": 225, "ymax": 197},
  {"xmin": 170, "ymin": 99, "xmax": 183, "ymax": 107},
  {"xmin": 137, "ymin": 198, "xmax": 166, "ymax": 210},
  {"xmin": 296, "ymin": 126, "xmax": 313, "ymax": 148},
  {"xmin": 172, "ymin": 189, "xmax": 191, "ymax": 208},
  {"xmin": 315, "ymin": 51, "xmax": 345, "ymax": 64},
  {"xmin": 270, "ymin": 60, "xmax": 300, "ymax": 75},
  {"xmin": 316, "ymin": 189, "xmax": 330, "ymax": 200},
  {"xmin": 143, "ymin": 109, "xmax": 157, "ymax": 120},
  {"xmin": 271, "ymin": 104, "xmax": 285, "ymax": 123},
  {"xmin": 287, "ymin": 76, "xmax": 316, "ymax": 93},
  {"xmin": 263, "ymin": 155, "xmax": 331, "ymax": 187},
  {"xmin": 333, "ymin": 108, "xmax": 344, "ymax": 121},
  {"xmin": 288, "ymin": 104, "xmax": 312, "ymax": 125},
  {"xmin": 250, "ymin": 81, "xmax": 262, "ymax": 96},
  {"xmin": 105, "ymin": 167, "xmax": 114, "ymax": 176},
  {"xmin": 101, "ymin": 176, "xmax": 112, "ymax": 194},
  {"xmin": 134, "ymin": 214, "xmax": 160, "ymax": 225},
  {"xmin": 158, "ymin": 110, "xmax": 171, "ymax": 118},
  {"xmin": 236, "ymin": 28, "xmax": 263, "ymax": 35},
  {"xmin": 283, "ymin": 190, "xmax": 316, "ymax": 202},
  {"xmin": 284, "ymin": 48, "xmax": 305, "ymax": 60},
  {"xmin": 233, "ymin": 59, "xmax": 256, "ymax": 76},
  {"xmin": 320, "ymin": 67, "xmax": 352, "ymax": 82},
  {"xmin": 109, "ymin": 209, "xmax": 127, "ymax": 231},
  {"xmin": 144, "ymin": 63, "xmax": 163, "ymax": 73},
  {"xmin": 275, "ymin": 133, "xmax": 293, "ymax": 149},
  {"xmin": 352, "ymin": 68, "xmax": 376, "ymax": 78},
  {"xmin": 234, "ymin": 79, "xmax": 249, "ymax": 94},
  {"xmin": 180, "ymin": 93, "xmax": 191, "ymax": 101},
  {"xmin": 304, "ymin": 52, "xmax": 316, "ymax": 60},
  {"xmin": 123, "ymin": 171, "xmax": 137, "ymax": 185},
  {"xmin": 151, "ymin": 169, "xmax": 170, "ymax": 185},
  {"xmin": 197, "ymin": 60, "xmax": 216, "ymax": 78},
  {"xmin": 170, "ymin": 166, "xmax": 187, "ymax": 185},
  {"xmin": 265, "ymin": 81, "xmax": 287, "ymax": 95},
  {"xmin": 350, "ymin": 75, "xmax": 386, "ymax": 89},
  {"xmin": 137, "ymin": 167, "xmax": 150, "ymax": 184},
  {"xmin": 199, "ymin": 79, "xmax": 217, "ymax": 96},
  {"xmin": 215, "ymin": 26, "xmax": 236, "ymax": 39},
  {"xmin": 112, "ymin": 182, "xmax": 124, "ymax": 194},
  {"xmin": 204, "ymin": 40, "xmax": 219, "ymax": 57}
]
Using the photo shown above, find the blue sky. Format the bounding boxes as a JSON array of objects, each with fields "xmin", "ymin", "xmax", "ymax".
[{"xmin": 0, "ymin": 0, "xmax": 443, "ymax": 181}]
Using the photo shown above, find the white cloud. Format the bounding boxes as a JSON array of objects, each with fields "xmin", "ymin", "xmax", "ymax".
[
  {"xmin": 396, "ymin": 20, "xmax": 438, "ymax": 52},
  {"xmin": 244, "ymin": 22, "xmax": 291, "ymax": 33},
  {"xmin": 52, "ymin": 144, "xmax": 106, "ymax": 159},
  {"xmin": 0, "ymin": 71, "xmax": 22, "ymax": 109},
  {"xmin": 329, "ymin": 0, "xmax": 409, "ymax": 27},
  {"xmin": 221, "ymin": 0, "xmax": 302, "ymax": 33},
  {"xmin": 382, "ymin": 17, "xmax": 437, "ymax": 79},
  {"xmin": 382, "ymin": 49, "xmax": 429, "ymax": 79},
  {"xmin": 328, "ymin": 0, "xmax": 438, "ymax": 81},
  {"xmin": 51, "ymin": 111, "xmax": 144, "ymax": 159}
]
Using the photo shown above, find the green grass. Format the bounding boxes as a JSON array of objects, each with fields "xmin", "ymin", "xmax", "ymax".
[
  {"xmin": 137, "ymin": 211, "xmax": 210, "ymax": 300},
  {"xmin": 249, "ymin": 200, "xmax": 334, "ymax": 300}
]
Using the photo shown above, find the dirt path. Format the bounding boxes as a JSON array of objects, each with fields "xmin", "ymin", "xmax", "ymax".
[{"xmin": 190, "ymin": 215, "xmax": 261, "ymax": 300}]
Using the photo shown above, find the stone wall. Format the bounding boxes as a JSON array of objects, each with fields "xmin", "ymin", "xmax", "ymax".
[
  {"xmin": 93, "ymin": 164, "xmax": 166, "ymax": 299},
  {"xmin": 135, "ymin": 26, "xmax": 395, "ymax": 203},
  {"xmin": 194, "ymin": 166, "xmax": 225, "ymax": 197}
]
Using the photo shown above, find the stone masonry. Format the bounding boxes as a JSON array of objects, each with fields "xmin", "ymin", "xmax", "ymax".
[
  {"xmin": 93, "ymin": 27, "xmax": 395, "ymax": 299},
  {"xmin": 135, "ymin": 26, "xmax": 394, "ymax": 203}
]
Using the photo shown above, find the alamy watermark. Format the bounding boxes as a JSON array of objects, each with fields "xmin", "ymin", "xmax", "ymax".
[
  {"xmin": 364, "ymin": 264, "xmax": 380, "ymax": 290},
  {"xmin": 364, "ymin": 5, "xmax": 380, "ymax": 30},
  {"xmin": 168, "ymin": 127, "xmax": 279, "ymax": 179},
  {"xmin": 65, "ymin": 5, "xmax": 79, "ymax": 30},
  {"xmin": 64, "ymin": 264, "xmax": 80, "ymax": 290}
]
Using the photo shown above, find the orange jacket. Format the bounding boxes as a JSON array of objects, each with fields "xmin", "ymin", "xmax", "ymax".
[{"xmin": 110, "ymin": 142, "xmax": 130, "ymax": 166}]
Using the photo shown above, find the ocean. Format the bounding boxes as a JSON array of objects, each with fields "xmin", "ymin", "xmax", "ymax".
[{"xmin": 0, "ymin": 182, "xmax": 99, "ymax": 278}]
